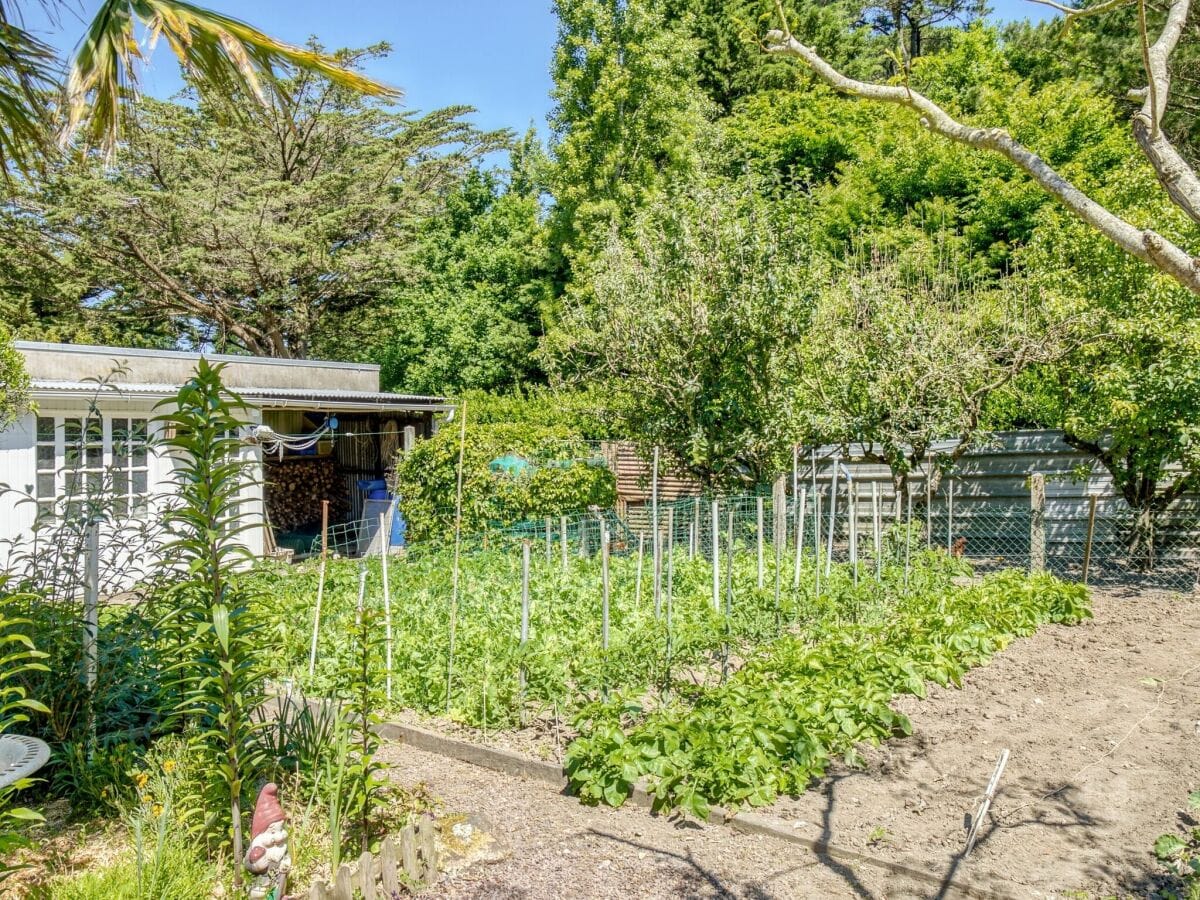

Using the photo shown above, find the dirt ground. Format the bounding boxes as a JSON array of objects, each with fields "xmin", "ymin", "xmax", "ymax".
[{"xmin": 381, "ymin": 589, "xmax": 1200, "ymax": 899}]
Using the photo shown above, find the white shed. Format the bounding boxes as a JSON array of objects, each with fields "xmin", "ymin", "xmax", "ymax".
[{"xmin": 0, "ymin": 342, "xmax": 449, "ymax": 577}]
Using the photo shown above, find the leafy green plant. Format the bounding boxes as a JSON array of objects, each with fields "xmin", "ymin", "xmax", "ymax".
[
  {"xmin": 393, "ymin": 421, "xmax": 615, "ymax": 541},
  {"xmin": 565, "ymin": 570, "xmax": 1090, "ymax": 818},
  {"xmin": 152, "ymin": 360, "xmax": 267, "ymax": 886},
  {"xmin": 336, "ymin": 600, "xmax": 389, "ymax": 854},
  {"xmin": 0, "ymin": 582, "xmax": 50, "ymax": 882},
  {"xmin": 1155, "ymin": 791, "xmax": 1200, "ymax": 900}
]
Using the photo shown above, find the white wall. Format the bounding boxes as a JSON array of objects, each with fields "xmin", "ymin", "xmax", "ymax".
[{"xmin": 0, "ymin": 397, "xmax": 266, "ymax": 585}]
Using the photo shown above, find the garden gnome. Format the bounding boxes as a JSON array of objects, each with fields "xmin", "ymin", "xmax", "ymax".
[{"xmin": 245, "ymin": 782, "xmax": 291, "ymax": 900}]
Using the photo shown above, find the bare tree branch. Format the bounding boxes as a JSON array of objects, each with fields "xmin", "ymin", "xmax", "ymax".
[{"xmin": 764, "ymin": 3, "xmax": 1200, "ymax": 295}]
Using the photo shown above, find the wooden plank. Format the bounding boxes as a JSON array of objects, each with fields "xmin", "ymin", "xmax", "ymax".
[
  {"xmin": 334, "ymin": 864, "xmax": 353, "ymax": 900},
  {"xmin": 417, "ymin": 817, "xmax": 438, "ymax": 884},
  {"xmin": 401, "ymin": 823, "xmax": 419, "ymax": 880},
  {"xmin": 358, "ymin": 850, "xmax": 376, "ymax": 900},
  {"xmin": 310, "ymin": 883, "xmax": 328, "ymax": 900},
  {"xmin": 380, "ymin": 836, "xmax": 400, "ymax": 895}
]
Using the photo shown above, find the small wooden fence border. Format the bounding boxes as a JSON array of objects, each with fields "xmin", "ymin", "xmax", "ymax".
[{"xmin": 308, "ymin": 819, "xmax": 438, "ymax": 899}]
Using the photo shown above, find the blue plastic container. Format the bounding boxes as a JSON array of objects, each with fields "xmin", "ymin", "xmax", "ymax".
[{"xmin": 389, "ymin": 499, "xmax": 406, "ymax": 547}]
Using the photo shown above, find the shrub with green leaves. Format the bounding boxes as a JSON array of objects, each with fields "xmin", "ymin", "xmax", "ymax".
[{"xmin": 393, "ymin": 421, "xmax": 615, "ymax": 541}]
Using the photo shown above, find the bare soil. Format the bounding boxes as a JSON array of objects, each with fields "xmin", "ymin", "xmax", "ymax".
[{"xmin": 381, "ymin": 589, "xmax": 1200, "ymax": 899}]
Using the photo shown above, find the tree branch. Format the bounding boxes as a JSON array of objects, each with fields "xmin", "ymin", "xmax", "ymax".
[{"xmin": 764, "ymin": 7, "xmax": 1200, "ymax": 295}]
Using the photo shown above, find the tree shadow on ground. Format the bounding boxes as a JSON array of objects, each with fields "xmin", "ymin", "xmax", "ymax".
[{"xmin": 585, "ymin": 828, "xmax": 821, "ymax": 899}]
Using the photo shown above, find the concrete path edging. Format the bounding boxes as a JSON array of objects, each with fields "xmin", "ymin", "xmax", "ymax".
[{"xmin": 375, "ymin": 718, "xmax": 1016, "ymax": 900}]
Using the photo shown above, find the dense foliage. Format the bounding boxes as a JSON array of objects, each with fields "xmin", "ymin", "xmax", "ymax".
[{"xmin": 393, "ymin": 420, "xmax": 616, "ymax": 541}]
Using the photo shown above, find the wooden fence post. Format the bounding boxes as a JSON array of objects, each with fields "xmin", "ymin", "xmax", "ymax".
[
  {"xmin": 772, "ymin": 474, "xmax": 787, "ymax": 555},
  {"xmin": 1082, "ymin": 492, "xmax": 1098, "ymax": 584},
  {"xmin": 1030, "ymin": 473, "xmax": 1046, "ymax": 573}
]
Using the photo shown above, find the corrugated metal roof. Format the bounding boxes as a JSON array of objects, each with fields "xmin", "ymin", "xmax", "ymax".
[{"xmin": 30, "ymin": 380, "xmax": 449, "ymax": 409}]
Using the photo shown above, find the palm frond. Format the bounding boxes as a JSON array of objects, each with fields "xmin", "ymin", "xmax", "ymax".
[
  {"xmin": 65, "ymin": 0, "xmax": 401, "ymax": 152},
  {"xmin": 0, "ymin": 9, "xmax": 60, "ymax": 178}
]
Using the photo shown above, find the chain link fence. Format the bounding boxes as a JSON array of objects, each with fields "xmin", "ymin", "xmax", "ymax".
[{"xmin": 314, "ymin": 478, "xmax": 1200, "ymax": 595}]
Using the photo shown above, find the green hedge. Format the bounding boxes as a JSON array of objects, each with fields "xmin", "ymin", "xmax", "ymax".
[{"xmin": 394, "ymin": 421, "xmax": 616, "ymax": 541}]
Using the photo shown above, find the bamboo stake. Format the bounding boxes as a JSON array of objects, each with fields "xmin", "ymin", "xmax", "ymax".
[
  {"xmin": 849, "ymin": 481, "xmax": 859, "ymax": 586},
  {"xmin": 726, "ymin": 508, "xmax": 735, "ymax": 616},
  {"xmin": 601, "ymin": 525, "xmax": 610, "ymax": 651},
  {"xmin": 308, "ymin": 499, "xmax": 329, "ymax": 677},
  {"xmin": 519, "ymin": 541, "xmax": 530, "ymax": 725},
  {"xmin": 545, "ymin": 517, "xmax": 552, "ymax": 563},
  {"xmin": 1083, "ymin": 493, "xmax": 1098, "ymax": 584},
  {"xmin": 794, "ymin": 487, "xmax": 807, "ymax": 589},
  {"xmin": 814, "ymin": 488, "xmax": 823, "ymax": 598},
  {"xmin": 692, "ymin": 499, "xmax": 700, "ymax": 558},
  {"xmin": 756, "ymin": 496, "xmax": 765, "ymax": 589},
  {"xmin": 665, "ymin": 507, "xmax": 676, "ymax": 690},
  {"xmin": 904, "ymin": 484, "xmax": 913, "ymax": 591},
  {"xmin": 635, "ymin": 532, "xmax": 645, "ymax": 611},
  {"xmin": 873, "ymin": 482, "xmax": 882, "ymax": 579},
  {"xmin": 947, "ymin": 477, "xmax": 955, "ymax": 553},
  {"xmin": 446, "ymin": 400, "xmax": 468, "ymax": 715},
  {"xmin": 826, "ymin": 454, "xmax": 840, "ymax": 577},
  {"xmin": 84, "ymin": 521, "xmax": 99, "ymax": 692},
  {"xmin": 711, "ymin": 499, "xmax": 720, "ymax": 612},
  {"xmin": 379, "ymin": 510, "xmax": 393, "ymax": 702},
  {"xmin": 560, "ymin": 514, "xmax": 568, "ymax": 570},
  {"xmin": 926, "ymin": 455, "xmax": 933, "ymax": 550},
  {"xmin": 652, "ymin": 447, "xmax": 661, "ymax": 616}
]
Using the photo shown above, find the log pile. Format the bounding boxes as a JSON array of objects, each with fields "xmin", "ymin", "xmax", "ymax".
[{"xmin": 264, "ymin": 456, "xmax": 344, "ymax": 531}]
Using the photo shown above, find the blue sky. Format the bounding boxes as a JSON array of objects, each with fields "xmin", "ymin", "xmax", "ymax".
[{"xmin": 25, "ymin": 1, "xmax": 1052, "ymax": 141}]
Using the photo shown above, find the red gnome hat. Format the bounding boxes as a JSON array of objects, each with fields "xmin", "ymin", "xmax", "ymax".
[{"xmin": 250, "ymin": 783, "xmax": 286, "ymax": 841}]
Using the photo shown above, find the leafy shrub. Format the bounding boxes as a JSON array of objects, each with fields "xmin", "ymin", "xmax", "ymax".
[
  {"xmin": 393, "ymin": 421, "xmax": 615, "ymax": 541},
  {"xmin": 0, "ymin": 585, "xmax": 50, "ymax": 883}
]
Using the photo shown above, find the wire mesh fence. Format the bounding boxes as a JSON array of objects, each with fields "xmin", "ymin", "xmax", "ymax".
[{"xmin": 313, "ymin": 476, "xmax": 1200, "ymax": 595}]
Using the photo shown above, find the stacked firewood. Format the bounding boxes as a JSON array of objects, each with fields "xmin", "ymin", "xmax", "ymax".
[{"xmin": 264, "ymin": 457, "xmax": 343, "ymax": 531}]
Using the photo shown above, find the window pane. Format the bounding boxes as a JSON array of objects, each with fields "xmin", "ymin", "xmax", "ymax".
[
  {"xmin": 132, "ymin": 470, "xmax": 147, "ymax": 496},
  {"xmin": 85, "ymin": 419, "xmax": 102, "ymax": 444},
  {"xmin": 36, "ymin": 417, "xmax": 54, "ymax": 442},
  {"xmin": 132, "ymin": 447, "xmax": 147, "ymax": 466},
  {"xmin": 64, "ymin": 447, "xmax": 81, "ymax": 470},
  {"xmin": 65, "ymin": 471, "xmax": 80, "ymax": 494},
  {"xmin": 64, "ymin": 418, "xmax": 81, "ymax": 443},
  {"xmin": 86, "ymin": 446, "xmax": 103, "ymax": 467},
  {"xmin": 113, "ymin": 470, "xmax": 128, "ymax": 497},
  {"xmin": 131, "ymin": 419, "xmax": 148, "ymax": 442},
  {"xmin": 37, "ymin": 445, "xmax": 54, "ymax": 469},
  {"xmin": 87, "ymin": 471, "xmax": 102, "ymax": 493},
  {"xmin": 111, "ymin": 418, "xmax": 128, "ymax": 440},
  {"xmin": 113, "ymin": 444, "xmax": 129, "ymax": 467},
  {"xmin": 36, "ymin": 472, "xmax": 54, "ymax": 498}
]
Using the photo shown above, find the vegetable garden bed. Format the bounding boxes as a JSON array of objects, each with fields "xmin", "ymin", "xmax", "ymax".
[{"xmin": 253, "ymin": 536, "xmax": 1091, "ymax": 819}]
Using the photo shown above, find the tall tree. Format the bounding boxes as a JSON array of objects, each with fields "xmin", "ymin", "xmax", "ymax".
[
  {"xmin": 763, "ymin": 1, "xmax": 1200, "ymax": 297},
  {"xmin": 798, "ymin": 246, "xmax": 1072, "ymax": 509},
  {"xmin": 0, "ymin": 0, "xmax": 395, "ymax": 174},
  {"xmin": 550, "ymin": 179, "xmax": 819, "ymax": 487},
  {"xmin": 316, "ymin": 162, "xmax": 554, "ymax": 394},
  {"xmin": 11, "ymin": 47, "xmax": 507, "ymax": 357},
  {"xmin": 547, "ymin": 0, "xmax": 713, "ymax": 283},
  {"xmin": 858, "ymin": 0, "xmax": 985, "ymax": 61}
]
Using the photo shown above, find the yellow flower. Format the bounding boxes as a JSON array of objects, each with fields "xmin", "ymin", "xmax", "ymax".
[
  {"xmin": 134, "ymin": 772, "xmax": 148, "ymax": 790},
  {"xmin": 152, "ymin": 804, "xmax": 163, "ymax": 818},
  {"xmin": 162, "ymin": 760, "xmax": 176, "ymax": 774}
]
